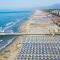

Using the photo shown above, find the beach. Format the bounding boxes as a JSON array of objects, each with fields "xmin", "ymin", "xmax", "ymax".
[{"xmin": 0, "ymin": 10, "xmax": 60, "ymax": 60}]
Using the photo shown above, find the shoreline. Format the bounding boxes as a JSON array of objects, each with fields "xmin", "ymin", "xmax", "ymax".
[
  {"xmin": 1, "ymin": 10, "xmax": 60, "ymax": 60},
  {"xmin": 0, "ymin": 16, "xmax": 31, "ymax": 60},
  {"xmin": 0, "ymin": 12, "xmax": 33, "ymax": 51}
]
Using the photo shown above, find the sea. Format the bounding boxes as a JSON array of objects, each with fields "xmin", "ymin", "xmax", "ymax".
[{"xmin": 0, "ymin": 11, "xmax": 32, "ymax": 51}]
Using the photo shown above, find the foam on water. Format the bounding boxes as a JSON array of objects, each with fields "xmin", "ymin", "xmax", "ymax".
[{"xmin": 0, "ymin": 11, "xmax": 32, "ymax": 50}]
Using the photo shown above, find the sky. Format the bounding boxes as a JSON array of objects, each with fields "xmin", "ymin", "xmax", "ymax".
[{"xmin": 0, "ymin": 0, "xmax": 60, "ymax": 10}]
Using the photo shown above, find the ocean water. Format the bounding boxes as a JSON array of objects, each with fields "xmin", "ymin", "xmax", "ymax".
[
  {"xmin": 0, "ymin": 11, "xmax": 32, "ymax": 51},
  {"xmin": 0, "ymin": 11, "xmax": 32, "ymax": 33}
]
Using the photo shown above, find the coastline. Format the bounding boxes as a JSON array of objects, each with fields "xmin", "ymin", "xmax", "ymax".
[
  {"xmin": 0, "ymin": 16, "xmax": 31, "ymax": 60},
  {"xmin": 0, "ymin": 10, "xmax": 60, "ymax": 60},
  {"xmin": 0, "ymin": 10, "xmax": 33, "ymax": 60}
]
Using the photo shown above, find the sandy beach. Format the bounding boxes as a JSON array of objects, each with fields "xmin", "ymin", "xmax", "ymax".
[{"xmin": 0, "ymin": 10, "xmax": 60, "ymax": 60}]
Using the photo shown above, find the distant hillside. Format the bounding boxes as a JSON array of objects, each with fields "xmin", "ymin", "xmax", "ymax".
[
  {"xmin": 49, "ymin": 3, "xmax": 60, "ymax": 9},
  {"xmin": 37, "ymin": 3, "xmax": 60, "ymax": 9}
]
